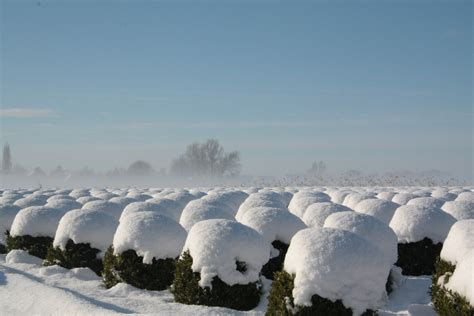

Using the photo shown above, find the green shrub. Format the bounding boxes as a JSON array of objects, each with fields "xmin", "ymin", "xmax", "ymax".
[
  {"xmin": 266, "ymin": 270, "xmax": 375, "ymax": 316},
  {"xmin": 430, "ymin": 257, "xmax": 473, "ymax": 316},
  {"xmin": 6, "ymin": 231, "xmax": 53, "ymax": 259},
  {"xmin": 395, "ymin": 237, "xmax": 442, "ymax": 275},
  {"xmin": 172, "ymin": 250, "xmax": 262, "ymax": 311},
  {"xmin": 103, "ymin": 246, "xmax": 176, "ymax": 291},
  {"xmin": 261, "ymin": 240, "xmax": 288, "ymax": 280},
  {"xmin": 0, "ymin": 243, "xmax": 7, "ymax": 254},
  {"xmin": 44, "ymin": 239, "xmax": 103, "ymax": 276}
]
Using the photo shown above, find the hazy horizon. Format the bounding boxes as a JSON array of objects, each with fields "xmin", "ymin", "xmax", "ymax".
[{"xmin": 1, "ymin": 0, "xmax": 472, "ymax": 181}]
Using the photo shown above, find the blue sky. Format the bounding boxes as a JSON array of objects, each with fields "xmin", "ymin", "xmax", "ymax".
[{"xmin": 0, "ymin": 0, "xmax": 472, "ymax": 178}]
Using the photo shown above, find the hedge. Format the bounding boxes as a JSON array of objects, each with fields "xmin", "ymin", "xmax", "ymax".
[
  {"xmin": 395, "ymin": 237, "xmax": 442, "ymax": 275},
  {"xmin": 172, "ymin": 250, "xmax": 262, "ymax": 311},
  {"xmin": 6, "ymin": 231, "xmax": 53, "ymax": 259},
  {"xmin": 261, "ymin": 240, "xmax": 288, "ymax": 280},
  {"xmin": 103, "ymin": 246, "xmax": 176, "ymax": 291},
  {"xmin": 266, "ymin": 270, "xmax": 375, "ymax": 316},
  {"xmin": 44, "ymin": 239, "xmax": 103, "ymax": 276}
]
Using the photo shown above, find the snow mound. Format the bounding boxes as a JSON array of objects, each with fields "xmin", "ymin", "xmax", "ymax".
[
  {"xmin": 238, "ymin": 207, "xmax": 306, "ymax": 244},
  {"xmin": 342, "ymin": 192, "xmax": 375, "ymax": 210},
  {"xmin": 376, "ymin": 192, "xmax": 397, "ymax": 201},
  {"xmin": 302, "ymin": 202, "xmax": 352, "ymax": 227},
  {"xmin": 440, "ymin": 219, "xmax": 474, "ymax": 265},
  {"xmin": 441, "ymin": 200, "xmax": 474, "ymax": 220},
  {"xmin": 13, "ymin": 196, "xmax": 47, "ymax": 208},
  {"xmin": 183, "ymin": 219, "xmax": 270, "ymax": 287},
  {"xmin": 146, "ymin": 198, "xmax": 184, "ymax": 222},
  {"xmin": 68, "ymin": 189, "xmax": 90, "ymax": 199},
  {"xmin": 354, "ymin": 199, "xmax": 400, "ymax": 225},
  {"xmin": 113, "ymin": 212, "xmax": 187, "ymax": 263},
  {"xmin": 327, "ymin": 190, "xmax": 352, "ymax": 204},
  {"xmin": 235, "ymin": 192, "xmax": 286, "ymax": 221},
  {"xmin": 430, "ymin": 190, "xmax": 457, "ymax": 201},
  {"xmin": 284, "ymin": 227, "xmax": 390, "ymax": 315},
  {"xmin": 90, "ymin": 191, "xmax": 118, "ymax": 200},
  {"xmin": 81, "ymin": 200, "xmax": 123, "ymax": 220},
  {"xmin": 407, "ymin": 197, "xmax": 445, "ymax": 209},
  {"xmin": 164, "ymin": 191, "xmax": 198, "ymax": 207},
  {"xmin": 45, "ymin": 199, "xmax": 82, "ymax": 212},
  {"xmin": 76, "ymin": 196, "xmax": 100, "ymax": 204},
  {"xmin": 392, "ymin": 193, "xmax": 418, "ymax": 205},
  {"xmin": 288, "ymin": 191, "xmax": 331, "ymax": 218},
  {"xmin": 324, "ymin": 211, "xmax": 398, "ymax": 264},
  {"xmin": 108, "ymin": 197, "xmax": 137, "ymax": 209},
  {"xmin": 10, "ymin": 206, "xmax": 68, "ymax": 237},
  {"xmin": 455, "ymin": 191, "xmax": 474, "ymax": 202},
  {"xmin": 6, "ymin": 249, "xmax": 43, "ymax": 265},
  {"xmin": 120, "ymin": 201, "xmax": 178, "ymax": 222},
  {"xmin": 389, "ymin": 205, "xmax": 456, "ymax": 243},
  {"xmin": 47, "ymin": 195, "xmax": 75, "ymax": 202},
  {"xmin": 54, "ymin": 209, "xmax": 119, "ymax": 256},
  {"xmin": 125, "ymin": 193, "xmax": 152, "ymax": 202},
  {"xmin": 0, "ymin": 204, "xmax": 21, "ymax": 243},
  {"xmin": 179, "ymin": 199, "xmax": 234, "ymax": 232},
  {"xmin": 445, "ymin": 249, "xmax": 474, "ymax": 305}
]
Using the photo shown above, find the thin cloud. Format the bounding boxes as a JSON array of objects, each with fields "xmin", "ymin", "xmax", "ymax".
[{"xmin": 0, "ymin": 108, "xmax": 59, "ymax": 118}]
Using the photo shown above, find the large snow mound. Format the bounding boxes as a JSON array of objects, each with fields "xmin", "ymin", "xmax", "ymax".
[
  {"xmin": 145, "ymin": 198, "xmax": 184, "ymax": 222},
  {"xmin": 113, "ymin": 211, "xmax": 187, "ymax": 263},
  {"xmin": 324, "ymin": 211, "xmax": 398, "ymax": 264},
  {"xmin": 10, "ymin": 206, "xmax": 68, "ymax": 237},
  {"xmin": 354, "ymin": 199, "xmax": 400, "ymax": 225},
  {"xmin": 13, "ymin": 196, "xmax": 47, "ymax": 208},
  {"xmin": 389, "ymin": 205, "xmax": 456, "ymax": 243},
  {"xmin": 6, "ymin": 249, "xmax": 43, "ymax": 265},
  {"xmin": 391, "ymin": 193, "xmax": 418, "ymax": 205},
  {"xmin": 440, "ymin": 219, "xmax": 474, "ymax": 265},
  {"xmin": 441, "ymin": 200, "xmax": 474, "ymax": 220},
  {"xmin": 54, "ymin": 209, "xmax": 119, "ymax": 256},
  {"xmin": 445, "ymin": 249, "xmax": 474, "ymax": 306},
  {"xmin": 238, "ymin": 207, "xmax": 306, "ymax": 244},
  {"xmin": 406, "ymin": 197, "xmax": 445, "ymax": 209},
  {"xmin": 284, "ymin": 227, "xmax": 391, "ymax": 315},
  {"xmin": 183, "ymin": 219, "xmax": 270, "ymax": 287},
  {"xmin": 342, "ymin": 192, "xmax": 375, "ymax": 210},
  {"xmin": 302, "ymin": 202, "xmax": 352, "ymax": 227},
  {"xmin": 119, "ymin": 201, "xmax": 178, "ymax": 222},
  {"xmin": 288, "ymin": 191, "xmax": 331, "ymax": 218},
  {"xmin": 45, "ymin": 199, "xmax": 82, "ymax": 212},
  {"xmin": 455, "ymin": 191, "xmax": 474, "ymax": 202},
  {"xmin": 235, "ymin": 192, "xmax": 286, "ymax": 221},
  {"xmin": 0, "ymin": 204, "xmax": 21, "ymax": 243},
  {"xmin": 179, "ymin": 199, "xmax": 234, "ymax": 232}
]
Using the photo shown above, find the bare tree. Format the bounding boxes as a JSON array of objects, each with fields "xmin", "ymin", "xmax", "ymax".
[
  {"xmin": 2, "ymin": 143, "xmax": 12, "ymax": 174},
  {"xmin": 128, "ymin": 160, "xmax": 154, "ymax": 177},
  {"xmin": 170, "ymin": 139, "xmax": 241, "ymax": 177},
  {"xmin": 309, "ymin": 160, "xmax": 327, "ymax": 177}
]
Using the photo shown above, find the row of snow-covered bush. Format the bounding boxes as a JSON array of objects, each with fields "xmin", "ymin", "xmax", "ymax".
[{"xmin": 1, "ymin": 186, "xmax": 473, "ymax": 314}]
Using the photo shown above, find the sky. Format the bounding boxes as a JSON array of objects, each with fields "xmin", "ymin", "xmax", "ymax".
[{"xmin": 0, "ymin": 0, "xmax": 472, "ymax": 179}]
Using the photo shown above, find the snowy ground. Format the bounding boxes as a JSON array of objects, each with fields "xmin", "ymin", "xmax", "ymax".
[{"xmin": 0, "ymin": 253, "xmax": 435, "ymax": 316}]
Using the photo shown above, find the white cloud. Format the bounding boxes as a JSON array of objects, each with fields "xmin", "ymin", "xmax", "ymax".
[{"xmin": 0, "ymin": 108, "xmax": 58, "ymax": 118}]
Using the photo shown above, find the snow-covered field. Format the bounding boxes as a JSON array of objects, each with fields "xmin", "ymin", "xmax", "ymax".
[{"xmin": 1, "ymin": 186, "xmax": 473, "ymax": 315}]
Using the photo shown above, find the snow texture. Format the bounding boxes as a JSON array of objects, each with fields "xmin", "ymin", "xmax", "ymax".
[
  {"xmin": 445, "ymin": 249, "xmax": 474, "ymax": 305},
  {"xmin": 10, "ymin": 206, "xmax": 68, "ymax": 237},
  {"xmin": 440, "ymin": 219, "xmax": 474, "ymax": 265},
  {"xmin": 406, "ymin": 197, "xmax": 445, "ymax": 209},
  {"xmin": 389, "ymin": 205, "xmax": 456, "ymax": 243},
  {"xmin": 6, "ymin": 249, "xmax": 43, "ymax": 265},
  {"xmin": 179, "ymin": 199, "xmax": 235, "ymax": 232},
  {"xmin": 324, "ymin": 211, "xmax": 398, "ymax": 264},
  {"xmin": 54, "ymin": 209, "xmax": 119, "ymax": 256},
  {"xmin": 183, "ymin": 219, "xmax": 270, "ymax": 287},
  {"xmin": 284, "ymin": 227, "xmax": 391, "ymax": 315},
  {"xmin": 120, "ymin": 201, "xmax": 178, "ymax": 222},
  {"xmin": 82, "ymin": 200, "xmax": 123, "ymax": 220},
  {"xmin": 113, "ymin": 211, "xmax": 187, "ymax": 263},
  {"xmin": 302, "ymin": 202, "xmax": 352, "ymax": 227}
]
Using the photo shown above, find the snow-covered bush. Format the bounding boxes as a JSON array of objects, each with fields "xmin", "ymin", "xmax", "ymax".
[
  {"xmin": 441, "ymin": 200, "xmax": 474, "ymax": 220},
  {"xmin": 302, "ymin": 202, "xmax": 352, "ymax": 227},
  {"xmin": 179, "ymin": 199, "xmax": 234, "ymax": 232},
  {"xmin": 238, "ymin": 207, "xmax": 306, "ymax": 279},
  {"xmin": 82, "ymin": 200, "xmax": 123, "ymax": 220},
  {"xmin": 235, "ymin": 192, "xmax": 286, "ymax": 221},
  {"xmin": 7, "ymin": 206, "xmax": 68, "ymax": 258},
  {"xmin": 288, "ymin": 191, "xmax": 331, "ymax": 218},
  {"xmin": 172, "ymin": 219, "xmax": 269, "ymax": 310},
  {"xmin": 391, "ymin": 193, "xmax": 418, "ymax": 205},
  {"xmin": 389, "ymin": 205, "xmax": 456, "ymax": 275},
  {"xmin": 13, "ymin": 195, "xmax": 47, "ymax": 208},
  {"xmin": 342, "ymin": 192, "xmax": 375, "ymax": 210},
  {"xmin": 432, "ymin": 249, "xmax": 474, "ymax": 316},
  {"xmin": 0, "ymin": 204, "xmax": 21, "ymax": 253},
  {"xmin": 354, "ymin": 199, "xmax": 400, "ymax": 225},
  {"xmin": 45, "ymin": 209, "xmax": 119, "ymax": 275},
  {"xmin": 407, "ymin": 197, "xmax": 445, "ymax": 209},
  {"xmin": 267, "ymin": 227, "xmax": 390, "ymax": 315},
  {"xmin": 103, "ymin": 212, "xmax": 186, "ymax": 290},
  {"xmin": 376, "ymin": 191, "xmax": 397, "ymax": 201},
  {"xmin": 45, "ymin": 199, "xmax": 82, "ymax": 212}
]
